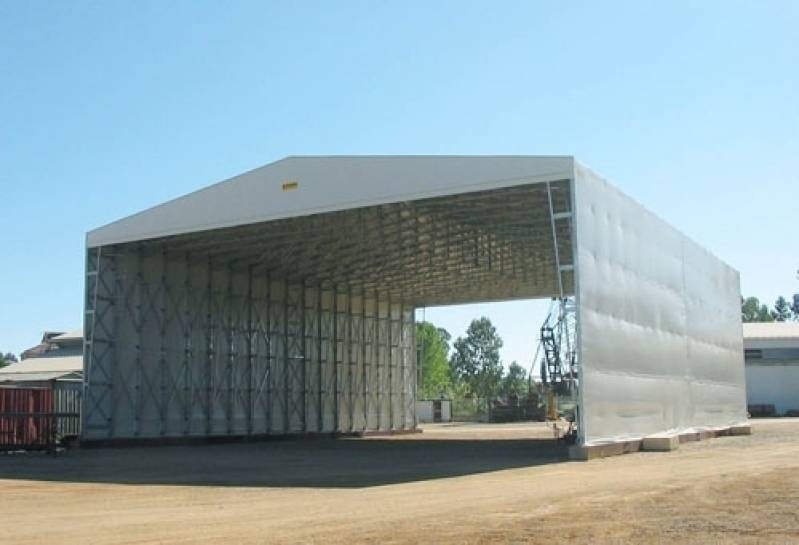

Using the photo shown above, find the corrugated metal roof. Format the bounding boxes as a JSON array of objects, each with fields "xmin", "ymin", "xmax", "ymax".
[
  {"xmin": 0, "ymin": 371, "xmax": 81, "ymax": 383},
  {"xmin": 0, "ymin": 355, "xmax": 83, "ymax": 374},
  {"xmin": 743, "ymin": 322, "xmax": 799, "ymax": 341},
  {"xmin": 87, "ymin": 156, "xmax": 574, "ymax": 247}
]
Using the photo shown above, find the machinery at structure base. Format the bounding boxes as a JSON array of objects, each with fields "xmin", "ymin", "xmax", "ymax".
[{"xmin": 531, "ymin": 297, "xmax": 579, "ymax": 443}]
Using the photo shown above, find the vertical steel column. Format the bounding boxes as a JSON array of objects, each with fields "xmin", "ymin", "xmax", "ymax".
[
  {"xmin": 408, "ymin": 307, "xmax": 418, "ymax": 429},
  {"xmin": 410, "ymin": 307, "xmax": 418, "ymax": 429},
  {"xmin": 159, "ymin": 248, "xmax": 168, "ymax": 436},
  {"xmin": 347, "ymin": 286, "xmax": 354, "ymax": 432},
  {"xmin": 134, "ymin": 248, "xmax": 144, "ymax": 437},
  {"xmin": 265, "ymin": 271, "xmax": 273, "ymax": 433},
  {"xmin": 246, "ymin": 265, "xmax": 254, "ymax": 436},
  {"xmin": 316, "ymin": 285, "xmax": 324, "ymax": 432},
  {"xmin": 108, "ymin": 251, "xmax": 119, "ymax": 438},
  {"xmin": 332, "ymin": 286, "xmax": 339, "ymax": 432},
  {"xmin": 546, "ymin": 181, "xmax": 565, "ymax": 300},
  {"xmin": 568, "ymin": 176, "xmax": 585, "ymax": 444},
  {"xmin": 387, "ymin": 294, "xmax": 393, "ymax": 430},
  {"xmin": 300, "ymin": 281, "xmax": 307, "ymax": 433},
  {"xmin": 82, "ymin": 247, "xmax": 98, "ymax": 439},
  {"xmin": 225, "ymin": 264, "xmax": 234, "ymax": 435},
  {"xmin": 375, "ymin": 289, "xmax": 381, "ymax": 431},
  {"xmin": 399, "ymin": 300, "xmax": 406, "ymax": 429},
  {"xmin": 83, "ymin": 246, "xmax": 118, "ymax": 439},
  {"xmin": 361, "ymin": 287, "xmax": 368, "ymax": 430},
  {"xmin": 283, "ymin": 277, "xmax": 290, "ymax": 433},
  {"xmin": 377, "ymin": 207, "xmax": 386, "ymax": 431},
  {"xmin": 204, "ymin": 257, "xmax": 213, "ymax": 436},
  {"xmin": 182, "ymin": 253, "xmax": 192, "ymax": 435}
]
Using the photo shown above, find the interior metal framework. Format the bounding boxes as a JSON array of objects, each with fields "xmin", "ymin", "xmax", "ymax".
[{"xmin": 83, "ymin": 180, "xmax": 575, "ymax": 440}]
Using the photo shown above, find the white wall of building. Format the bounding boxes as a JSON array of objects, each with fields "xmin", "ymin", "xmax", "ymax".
[
  {"xmin": 743, "ymin": 323, "xmax": 799, "ymax": 416},
  {"xmin": 745, "ymin": 365, "xmax": 799, "ymax": 415},
  {"xmin": 416, "ymin": 400, "xmax": 451, "ymax": 423}
]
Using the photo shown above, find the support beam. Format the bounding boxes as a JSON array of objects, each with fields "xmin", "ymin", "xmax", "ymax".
[
  {"xmin": 300, "ymin": 281, "xmax": 307, "ymax": 433},
  {"xmin": 204, "ymin": 257, "xmax": 213, "ymax": 436},
  {"xmin": 282, "ymin": 277, "xmax": 290, "ymax": 434},
  {"xmin": 265, "ymin": 271, "xmax": 272, "ymax": 433},
  {"xmin": 159, "ymin": 248, "xmax": 168, "ymax": 436},
  {"xmin": 316, "ymin": 285, "xmax": 323, "ymax": 433},
  {"xmin": 387, "ymin": 294, "xmax": 393, "ymax": 431},
  {"xmin": 332, "ymin": 286, "xmax": 339, "ymax": 432},
  {"xmin": 246, "ymin": 265, "xmax": 254, "ymax": 436}
]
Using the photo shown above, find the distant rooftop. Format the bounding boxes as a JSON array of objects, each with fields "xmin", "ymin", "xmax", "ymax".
[
  {"xmin": 21, "ymin": 328, "xmax": 83, "ymax": 360},
  {"xmin": 743, "ymin": 322, "xmax": 799, "ymax": 341},
  {"xmin": 50, "ymin": 329, "xmax": 83, "ymax": 342},
  {"xmin": 0, "ymin": 354, "xmax": 83, "ymax": 382}
]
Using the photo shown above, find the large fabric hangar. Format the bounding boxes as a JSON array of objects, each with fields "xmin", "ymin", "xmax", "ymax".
[{"xmin": 83, "ymin": 156, "xmax": 747, "ymax": 451}]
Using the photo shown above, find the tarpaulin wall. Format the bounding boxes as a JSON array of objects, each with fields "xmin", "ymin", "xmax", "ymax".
[
  {"xmin": 82, "ymin": 246, "xmax": 416, "ymax": 441},
  {"xmin": 573, "ymin": 164, "xmax": 747, "ymax": 445}
]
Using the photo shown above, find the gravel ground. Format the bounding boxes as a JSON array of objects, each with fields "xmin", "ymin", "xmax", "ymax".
[{"xmin": 1, "ymin": 419, "xmax": 798, "ymax": 544}]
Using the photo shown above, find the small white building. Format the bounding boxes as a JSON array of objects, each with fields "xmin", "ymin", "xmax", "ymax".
[
  {"xmin": 743, "ymin": 322, "xmax": 799, "ymax": 416},
  {"xmin": 416, "ymin": 399, "xmax": 452, "ymax": 423}
]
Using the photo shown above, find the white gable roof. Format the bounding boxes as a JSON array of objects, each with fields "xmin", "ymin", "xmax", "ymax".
[
  {"xmin": 1, "ymin": 355, "xmax": 83, "ymax": 374},
  {"xmin": 87, "ymin": 156, "xmax": 574, "ymax": 247}
]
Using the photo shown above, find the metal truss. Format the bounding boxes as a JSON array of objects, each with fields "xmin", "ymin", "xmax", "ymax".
[
  {"xmin": 84, "ymin": 179, "xmax": 573, "ymax": 440},
  {"xmin": 534, "ymin": 181, "xmax": 580, "ymax": 421}
]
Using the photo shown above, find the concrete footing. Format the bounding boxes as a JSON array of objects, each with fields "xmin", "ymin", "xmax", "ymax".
[
  {"xmin": 729, "ymin": 424, "xmax": 752, "ymax": 436},
  {"xmin": 569, "ymin": 423, "xmax": 752, "ymax": 460},
  {"xmin": 642, "ymin": 434, "xmax": 679, "ymax": 451},
  {"xmin": 568, "ymin": 440, "xmax": 642, "ymax": 460}
]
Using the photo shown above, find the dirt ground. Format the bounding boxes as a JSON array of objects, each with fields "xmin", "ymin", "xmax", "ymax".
[{"xmin": 2, "ymin": 419, "xmax": 798, "ymax": 544}]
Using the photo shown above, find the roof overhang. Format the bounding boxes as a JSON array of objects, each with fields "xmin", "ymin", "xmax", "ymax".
[
  {"xmin": 88, "ymin": 156, "xmax": 574, "ymax": 247},
  {"xmin": 88, "ymin": 156, "xmax": 576, "ymax": 307}
]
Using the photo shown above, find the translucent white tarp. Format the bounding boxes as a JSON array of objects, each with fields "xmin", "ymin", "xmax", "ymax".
[{"xmin": 574, "ymin": 164, "xmax": 747, "ymax": 445}]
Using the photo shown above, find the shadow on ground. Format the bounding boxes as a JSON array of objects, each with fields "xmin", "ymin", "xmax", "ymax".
[{"xmin": 0, "ymin": 437, "xmax": 568, "ymax": 488}]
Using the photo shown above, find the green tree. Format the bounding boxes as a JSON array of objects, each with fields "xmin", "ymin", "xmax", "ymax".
[
  {"xmin": 416, "ymin": 322, "xmax": 452, "ymax": 399},
  {"xmin": 741, "ymin": 296, "xmax": 774, "ymax": 323},
  {"xmin": 792, "ymin": 293, "xmax": 799, "ymax": 321},
  {"xmin": 0, "ymin": 352, "xmax": 18, "ymax": 368},
  {"xmin": 501, "ymin": 361, "xmax": 528, "ymax": 401},
  {"xmin": 741, "ymin": 296, "xmax": 758, "ymax": 322},
  {"xmin": 449, "ymin": 317, "xmax": 504, "ymax": 403},
  {"xmin": 773, "ymin": 296, "xmax": 791, "ymax": 322}
]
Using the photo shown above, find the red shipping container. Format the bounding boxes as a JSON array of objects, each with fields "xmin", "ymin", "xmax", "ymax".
[{"xmin": 0, "ymin": 387, "xmax": 55, "ymax": 450}]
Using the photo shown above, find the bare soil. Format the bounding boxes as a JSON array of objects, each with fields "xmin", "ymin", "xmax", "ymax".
[{"xmin": 2, "ymin": 419, "xmax": 798, "ymax": 544}]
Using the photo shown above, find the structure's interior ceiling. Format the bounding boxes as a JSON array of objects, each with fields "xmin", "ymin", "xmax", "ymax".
[{"xmin": 116, "ymin": 180, "xmax": 574, "ymax": 307}]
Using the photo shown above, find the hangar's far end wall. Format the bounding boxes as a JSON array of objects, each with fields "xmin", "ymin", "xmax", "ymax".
[
  {"xmin": 573, "ymin": 164, "xmax": 747, "ymax": 446},
  {"xmin": 83, "ymin": 247, "xmax": 416, "ymax": 441}
]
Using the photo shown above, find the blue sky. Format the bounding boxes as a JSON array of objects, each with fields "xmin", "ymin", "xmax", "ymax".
[{"xmin": 1, "ymin": 1, "xmax": 797, "ymax": 369}]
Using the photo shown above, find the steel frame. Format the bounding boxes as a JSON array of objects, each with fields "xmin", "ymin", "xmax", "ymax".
[
  {"xmin": 83, "ymin": 180, "xmax": 574, "ymax": 441},
  {"xmin": 83, "ymin": 248, "xmax": 417, "ymax": 439}
]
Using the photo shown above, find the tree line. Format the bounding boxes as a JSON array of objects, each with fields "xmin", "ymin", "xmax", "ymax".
[
  {"xmin": 417, "ymin": 317, "xmax": 528, "ymax": 402},
  {"xmin": 742, "ymin": 268, "xmax": 799, "ymax": 322},
  {"xmin": 741, "ymin": 294, "xmax": 799, "ymax": 323},
  {"xmin": 0, "ymin": 352, "xmax": 18, "ymax": 368}
]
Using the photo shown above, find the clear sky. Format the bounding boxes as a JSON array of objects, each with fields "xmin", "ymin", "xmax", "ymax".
[{"xmin": 1, "ymin": 1, "xmax": 797, "ymax": 370}]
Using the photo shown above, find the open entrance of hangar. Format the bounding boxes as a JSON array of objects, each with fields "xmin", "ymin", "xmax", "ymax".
[{"xmin": 416, "ymin": 298, "xmax": 576, "ymax": 433}]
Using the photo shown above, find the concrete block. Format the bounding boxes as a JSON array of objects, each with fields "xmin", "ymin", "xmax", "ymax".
[
  {"xmin": 569, "ymin": 423, "xmax": 751, "ymax": 461},
  {"xmin": 729, "ymin": 424, "xmax": 752, "ymax": 436},
  {"xmin": 641, "ymin": 435, "xmax": 679, "ymax": 451},
  {"xmin": 569, "ymin": 440, "xmax": 642, "ymax": 461}
]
